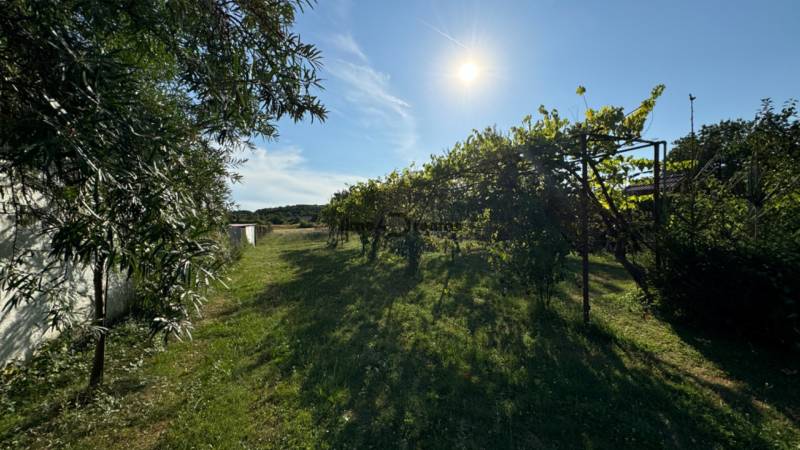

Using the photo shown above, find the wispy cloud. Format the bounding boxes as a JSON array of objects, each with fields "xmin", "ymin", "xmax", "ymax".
[
  {"xmin": 325, "ymin": 34, "xmax": 418, "ymax": 158},
  {"xmin": 329, "ymin": 61, "xmax": 411, "ymax": 117},
  {"xmin": 329, "ymin": 33, "xmax": 368, "ymax": 63},
  {"xmin": 230, "ymin": 146, "xmax": 363, "ymax": 210}
]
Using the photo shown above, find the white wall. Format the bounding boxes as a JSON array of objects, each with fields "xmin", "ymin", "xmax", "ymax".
[
  {"xmin": 244, "ymin": 225, "xmax": 255, "ymax": 245},
  {"xmin": 0, "ymin": 213, "xmax": 134, "ymax": 367}
]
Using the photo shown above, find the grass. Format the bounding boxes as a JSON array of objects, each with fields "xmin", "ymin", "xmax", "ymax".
[{"xmin": 1, "ymin": 229, "xmax": 799, "ymax": 449}]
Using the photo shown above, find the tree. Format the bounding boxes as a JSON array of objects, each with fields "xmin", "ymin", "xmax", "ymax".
[
  {"xmin": 656, "ymin": 100, "xmax": 800, "ymax": 348},
  {"xmin": 0, "ymin": 0, "xmax": 326, "ymax": 387}
]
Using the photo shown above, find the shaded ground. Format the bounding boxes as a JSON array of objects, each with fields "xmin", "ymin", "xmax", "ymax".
[{"xmin": 1, "ymin": 230, "xmax": 798, "ymax": 449}]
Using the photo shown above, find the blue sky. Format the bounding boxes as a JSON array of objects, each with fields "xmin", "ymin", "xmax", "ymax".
[{"xmin": 231, "ymin": 0, "xmax": 799, "ymax": 210}]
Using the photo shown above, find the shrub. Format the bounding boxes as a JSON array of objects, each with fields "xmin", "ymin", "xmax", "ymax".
[{"xmin": 655, "ymin": 240, "xmax": 800, "ymax": 350}]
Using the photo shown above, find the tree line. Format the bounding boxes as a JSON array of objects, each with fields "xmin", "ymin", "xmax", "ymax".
[{"xmin": 229, "ymin": 204, "xmax": 324, "ymax": 225}]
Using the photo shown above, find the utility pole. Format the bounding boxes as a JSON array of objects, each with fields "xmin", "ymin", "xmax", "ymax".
[
  {"xmin": 689, "ymin": 94, "xmax": 697, "ymax": 167},
  {"xmin": 689, "ymin": 94, "xmax": 698, "ymax": 248}
]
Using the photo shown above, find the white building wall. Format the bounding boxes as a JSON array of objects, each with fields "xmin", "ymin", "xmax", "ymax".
[
  {"xmin": 0, "ymin": 213, "xmax": 134, "ymax": 367},
  {"xmin": 244, "ymin": 225, "xmax": 255, "ymax": 245}
]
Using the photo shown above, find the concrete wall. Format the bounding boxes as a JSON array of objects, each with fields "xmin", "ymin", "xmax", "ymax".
[
  {"xmin": 229, "ymin": 225, "xmax": 256, "ymax": 247},
  {"xmin": 228, "ymin": 226, "xmax": 244, "ymax": 247},
  {"xmin": 0, "ymin": 213, "xmax": 134, "ymax": 367}
]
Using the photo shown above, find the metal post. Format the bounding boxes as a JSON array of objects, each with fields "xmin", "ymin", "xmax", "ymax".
[
  {"xmin": 653, "ymin": 142, "xmax": 661, "ymax": 269},
  {"xmin": 662, "ymin": 140, "xmax": 668, "ymax": 259},
  {"xmin": 580, "ymin": 132, "xmax": 590, "ymax": 325}
]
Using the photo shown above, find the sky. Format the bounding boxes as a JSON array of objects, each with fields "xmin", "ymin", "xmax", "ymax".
[{"xmin": 230, "ymin": 0, "xmax": 800, "ymax": 210}]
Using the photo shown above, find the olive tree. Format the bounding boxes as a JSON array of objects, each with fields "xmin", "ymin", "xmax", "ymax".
[{"xmin": 0, "ymin": 0, "xmax": 325, "ymax": 387}]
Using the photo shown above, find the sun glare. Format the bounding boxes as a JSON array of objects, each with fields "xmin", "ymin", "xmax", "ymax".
[{"xmin": 458, "ymin": 61, "xmax": 479, "ymax": 83}]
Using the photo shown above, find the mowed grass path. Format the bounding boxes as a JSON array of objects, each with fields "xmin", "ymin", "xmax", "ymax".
[{"xmin": 2, "ymin": 229, "xmax": 799, "ymax": 448}]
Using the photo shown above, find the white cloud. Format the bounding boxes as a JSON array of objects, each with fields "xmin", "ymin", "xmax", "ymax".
[
  {"xmin": 228, "ymin": 16, "xmax": 422, "ymax": 210},
  {"xmin": 329, "ymin": 33, "xmax": 368, "ymax": 63},
  {"xmin": 323, "ymin": 31, "xmax": 419, "ymax": 159},
  {"xmin": 230, "ymin": 146, "xmax": 363, "ymax": 210},
  {"xmin": 326, "ymin": 59, "xmax": 418, "ymax": 157}
]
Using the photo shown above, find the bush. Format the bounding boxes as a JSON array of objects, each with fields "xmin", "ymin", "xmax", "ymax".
[
  {"xmin": 297, "ymin": 221, "xmax": 314, "ymax": 229},
  {"xmin": 655, "ymin": 241, "xmax": 800, "ymax": 350},
  {"xmin": 654, "ymin": 101, "xmax": 800, "ymax": 350}
]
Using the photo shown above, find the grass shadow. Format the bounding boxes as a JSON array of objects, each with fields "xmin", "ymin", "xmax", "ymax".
[
  {"xmin": 670, "ymin": 322, "xmax": 800, "ymax": 427},
  {"xmin": 239, "ymin": 241, "xmax": 779, "ymax": 449}
]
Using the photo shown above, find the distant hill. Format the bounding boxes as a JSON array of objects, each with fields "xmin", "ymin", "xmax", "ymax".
[{"xmin": 229, "ymin": 204, "xmax": 324, "ymax": 225}]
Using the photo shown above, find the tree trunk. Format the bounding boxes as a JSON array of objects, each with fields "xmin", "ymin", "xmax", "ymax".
[
  {"xmin": 613, "ymin": 237, "xmax": 652, "ymax": 301},
  {"xmin": 369, "ymin": 216, "xmax": 384, "ymax": 262},
  {"xmin": 88, "ymin": 254, "xmax": 106, "ymax": 388}
]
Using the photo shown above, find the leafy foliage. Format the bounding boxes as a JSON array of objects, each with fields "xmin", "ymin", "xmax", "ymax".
[
  {"xmin": 0, "ymin": 0, "xmax": 325, "ymax": 384},
  {"xmin": 323, "ymin": 86, "xmax": 665, "ymax": 302},
  {"xmin": 657, "ymin": 100, "xmax": 800, "ymax": 348}
]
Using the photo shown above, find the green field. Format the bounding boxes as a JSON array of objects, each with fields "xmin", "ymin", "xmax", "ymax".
[{"xmin": 2, "ymin": 230, "xmax": 798, "ymax": 449}]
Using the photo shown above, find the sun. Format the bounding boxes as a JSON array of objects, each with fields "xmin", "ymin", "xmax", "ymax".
[{"xmin": 458, "ymin": 61, "xmax": 479, "ymax": 83}]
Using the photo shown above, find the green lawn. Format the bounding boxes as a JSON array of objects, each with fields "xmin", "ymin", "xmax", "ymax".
[{"xmin": 2, "ymin": 229, "xmax": 798, "ymax": 449}]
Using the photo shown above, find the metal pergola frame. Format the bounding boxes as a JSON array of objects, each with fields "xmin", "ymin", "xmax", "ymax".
[{"xmin": 576, "ymin": 131, "xmax": 668, "ymax": 324}]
